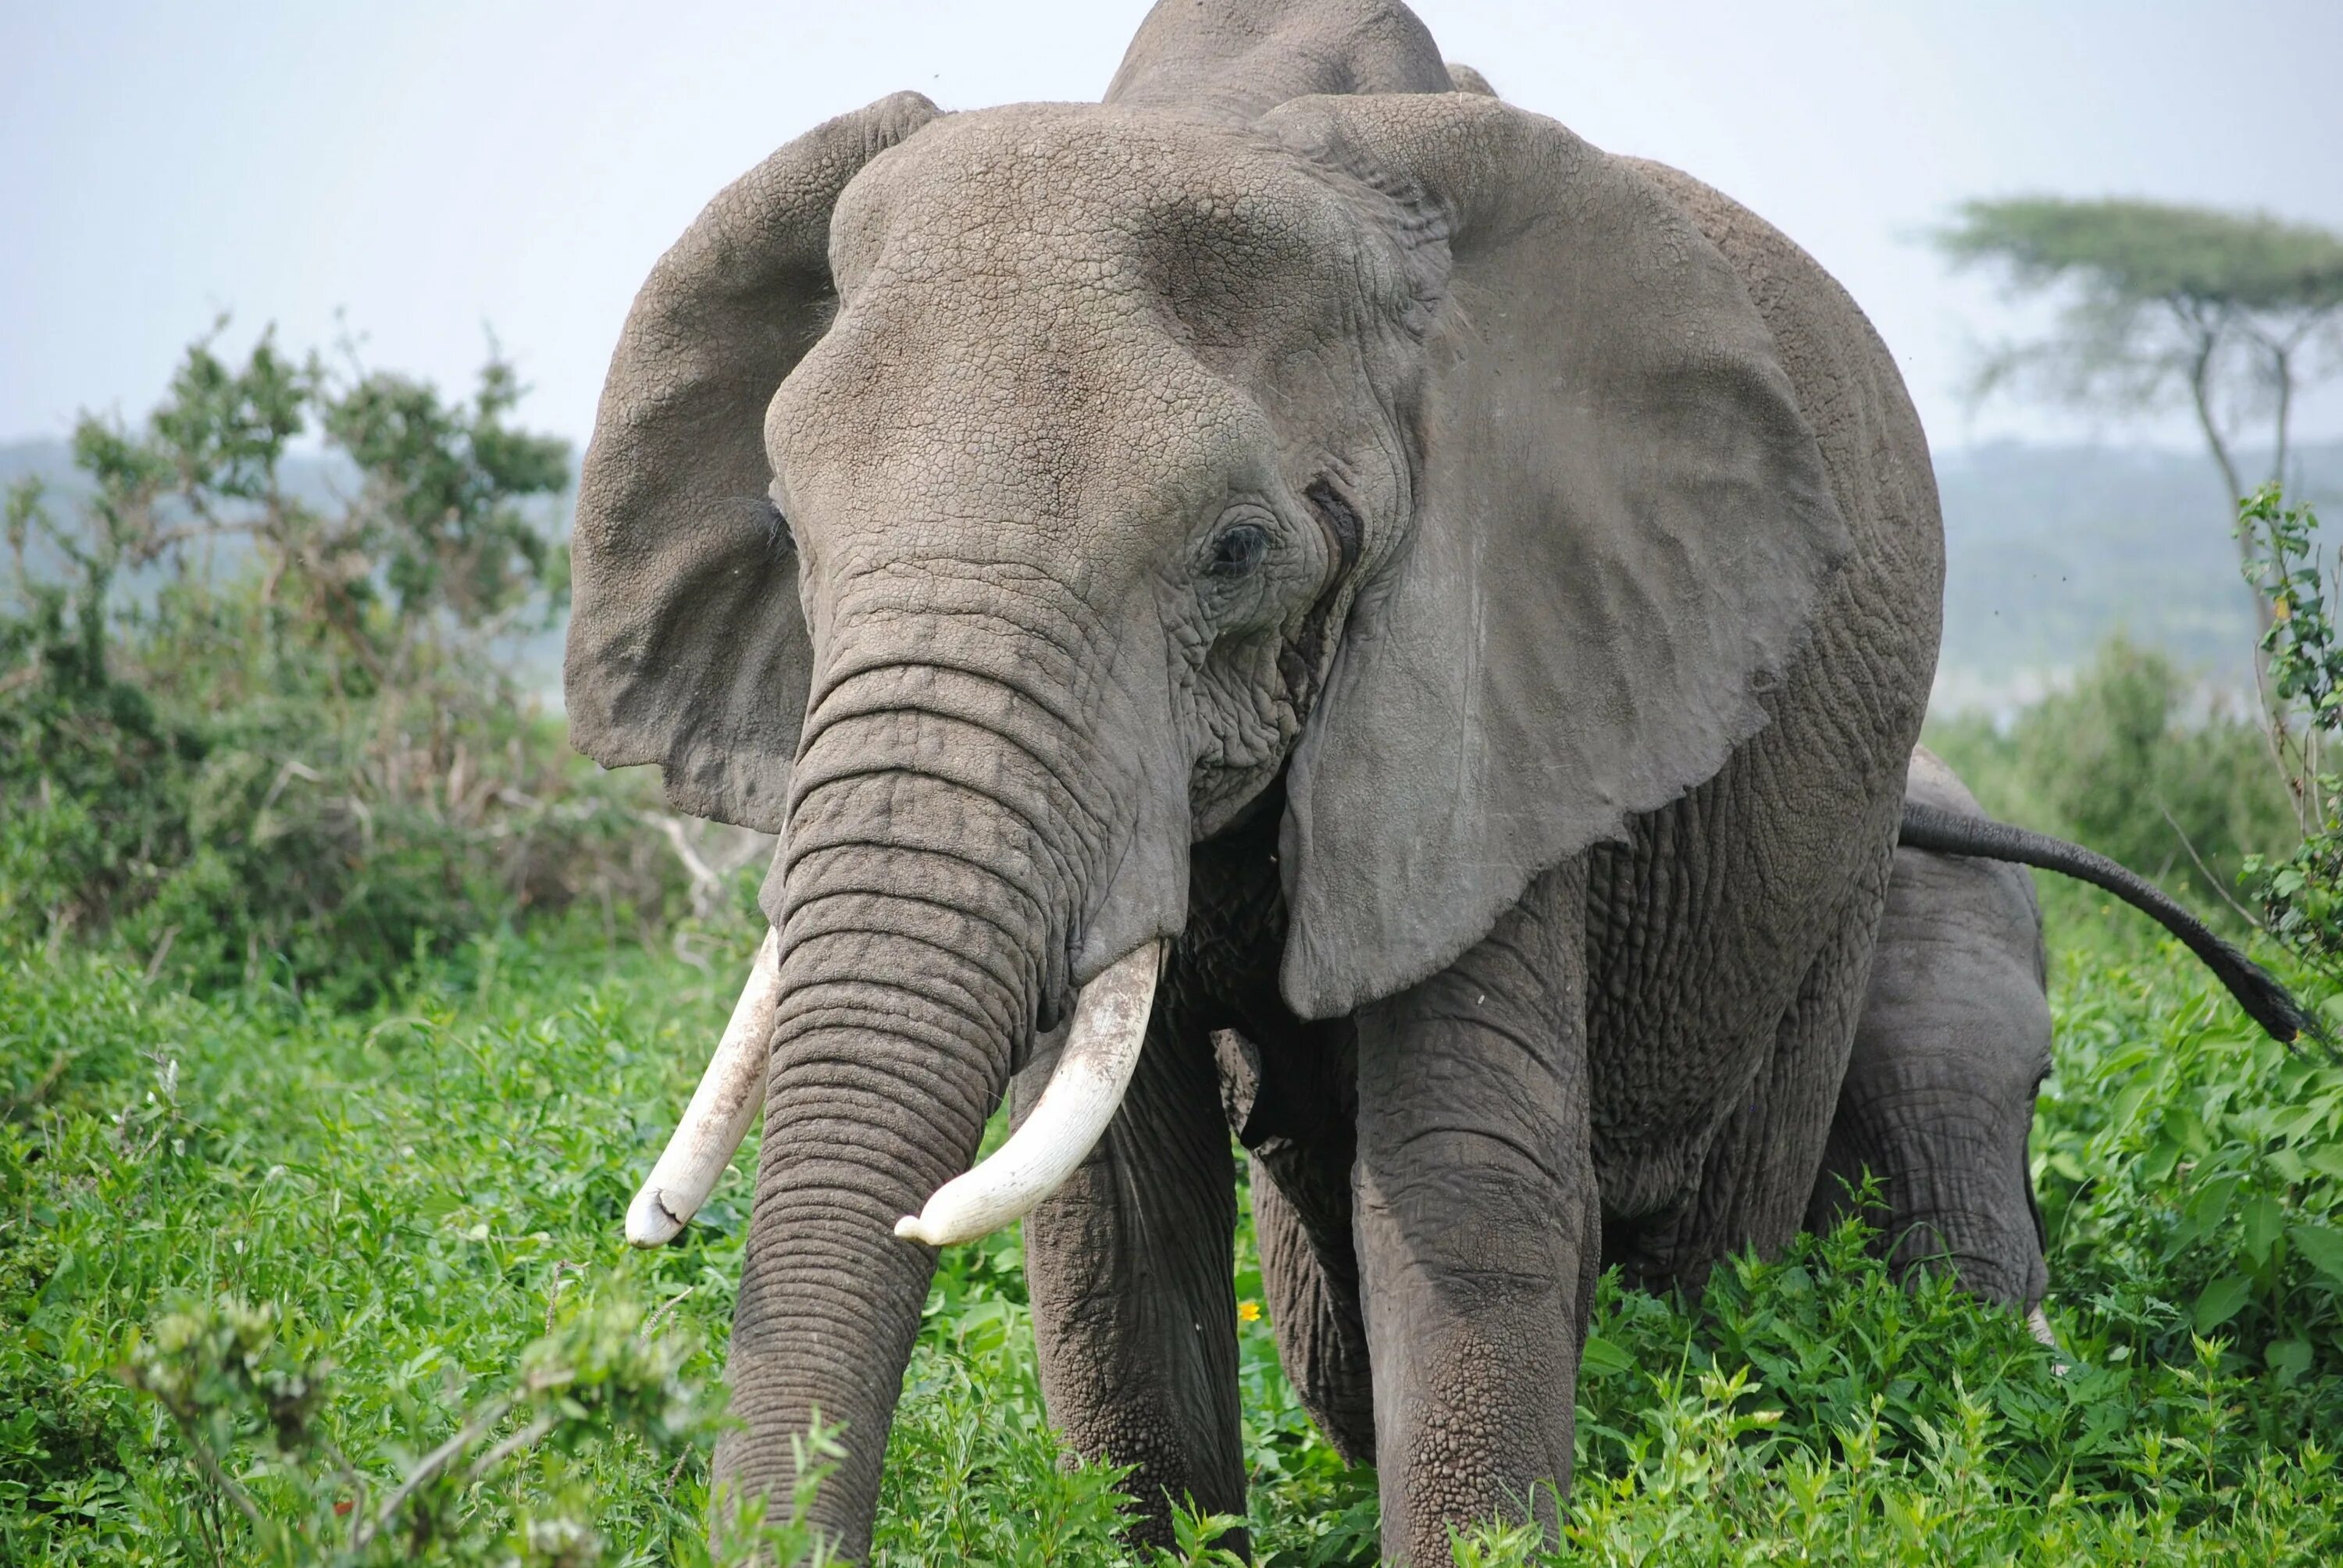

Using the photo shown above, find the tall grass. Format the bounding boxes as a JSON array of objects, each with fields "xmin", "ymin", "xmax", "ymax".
[{"xmin": 3, "ymin": 890, "xmax": 2338, "ymax": 1563}]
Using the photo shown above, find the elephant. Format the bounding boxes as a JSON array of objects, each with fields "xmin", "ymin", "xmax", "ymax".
[
  {"xmin": 1240, "ymin": 743, "xmax": 2322, "ymax": 1467},
  {"xmin": 565, "ymin": 2, "xmax": 1952, "ymax": 1559},
  {"xmin": 1810, "ymin": 747, "xmax": 2065, "ymax": 1328},
  {"xmin": 1815, "ymin": 749, "xmax": 2316, "ymax": 1317}
]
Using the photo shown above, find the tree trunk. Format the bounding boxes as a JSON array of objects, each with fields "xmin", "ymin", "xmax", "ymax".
[{"xmin": 2182, "ymin": 316, "xmax": 2278, "ymax": 668}]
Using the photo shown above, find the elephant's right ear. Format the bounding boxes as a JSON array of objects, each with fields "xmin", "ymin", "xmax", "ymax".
[
  {"xmin": 1264, "ymin": 93, "xmax": 1852, "ymax": 1021},
  {"xmin": 565, "ymin": 92, "xmax": 941, "ymax": 831}
]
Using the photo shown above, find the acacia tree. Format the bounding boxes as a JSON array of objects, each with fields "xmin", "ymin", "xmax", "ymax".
[{"xmin": 1936, "ymin": 197, "xmax": 2343, "ymax": 635}]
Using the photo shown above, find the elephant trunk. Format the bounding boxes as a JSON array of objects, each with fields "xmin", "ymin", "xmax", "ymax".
[
  {"xmin": 711, "ymin": 658, "xmax": 1126, "ymax": 1554},
  {"xmin": 1811, "ymin": 1081, "xmax": 2049, "ymax": 1311}
]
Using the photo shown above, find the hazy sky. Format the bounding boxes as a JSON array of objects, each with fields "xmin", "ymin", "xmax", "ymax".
[{"xmin": 5, "ymin": 1, "xmax": 2340, "ymax": 454}]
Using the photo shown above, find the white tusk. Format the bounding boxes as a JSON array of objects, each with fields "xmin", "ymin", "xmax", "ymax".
[
  {"xmin": 894, "ymin": 939, "xmax": 1164, "ymax": 1247},
  {"xmin": 2026, "ymin": 1304, "xmax": 2058, "ymax": 1348},
  {"xmin": 2027, "ymin": 1303, "xmax": 2066, "ymax": 1360},
  {"xmin": 625, "ymin": 928, "xmax": 783, "ymax": 1247}
]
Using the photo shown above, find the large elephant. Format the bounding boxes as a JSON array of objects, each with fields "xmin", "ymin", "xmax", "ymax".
[
  {"xmin": 1245, "ymin": 743, "xmax": 2323, "ymax": 1467},
  {"xmin": 568, "ymin": 2, "xmax": 1945, "ymax": 1559}
]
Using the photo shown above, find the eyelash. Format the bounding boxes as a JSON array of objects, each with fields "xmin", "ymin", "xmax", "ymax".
[
  {"xmin": 1207, "ymin": 522, "xmax": 1269, "ymax": 579},
  {"xmin": 761, "ymin": 499, "xmax": 796, "ymax": 554}
]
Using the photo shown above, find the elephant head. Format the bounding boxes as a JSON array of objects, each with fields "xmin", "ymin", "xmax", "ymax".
[{"xmin": 565, "ymin": 0, "xmax": 1847, "ymax": 1546}]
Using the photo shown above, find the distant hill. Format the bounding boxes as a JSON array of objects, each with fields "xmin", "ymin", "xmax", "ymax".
[
  {"xmin": 1934, "ymin": 439, "xmax": 2343, "ymax": 712},
  {"xmin": 9, "ymin": 434, "xmax": 2340, "ymax": 714}
]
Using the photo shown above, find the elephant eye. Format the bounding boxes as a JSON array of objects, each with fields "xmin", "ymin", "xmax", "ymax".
[{"xmin": 1206, "ymin": 522, "xmax": 1268, "ymax": 579}]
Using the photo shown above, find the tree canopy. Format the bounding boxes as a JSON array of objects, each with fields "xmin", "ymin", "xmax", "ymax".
[
  {"xmin": 1940, "ymin": 198, "xmax": 2343, "ymax": 315},
  {"xmin": 1938, "ymin": 197, "xmax": 2343, "ymax": 635}
]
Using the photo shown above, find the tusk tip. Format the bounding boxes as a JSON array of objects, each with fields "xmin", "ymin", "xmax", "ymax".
[
  {"xmin": 893, "ymin": 1213, "xmax": 943, "ymax": 1245},
  {"xmin": 625, "ymin": 1188, "xmax": 687, "ymax": 1249}
]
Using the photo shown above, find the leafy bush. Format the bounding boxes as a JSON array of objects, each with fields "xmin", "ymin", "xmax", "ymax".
[
  {"xmin": 114, "ymin": 1290, "xmax": 833, "ymax": 1568},
  {"xmin": 3, "ymin": 907, "xmax": 2341, "ymax": 1563},
  {"xmin": 2033, "ymin": 906, "xmax": 2343, "ymax": 1395},
  {"xmin": 0, "ymin": 326, "xmax": 684, "ymax": 1003},
  {"xmin": 0, "ymin": 937, "xmax": 1227, "ymax": 1565},
  {"xmin": 2235, "ymin": 485, "xmax": 2343, "ymax": 985}
]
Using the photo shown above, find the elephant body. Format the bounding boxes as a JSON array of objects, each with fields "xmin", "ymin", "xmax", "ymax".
[
  {"xmin": 566, "ymin": 4, "xmax": 1948, "ymax": 1560},
  {"xmin": 1015, "ymin": 30, "xmax": 1941, "ymax": 1558}
]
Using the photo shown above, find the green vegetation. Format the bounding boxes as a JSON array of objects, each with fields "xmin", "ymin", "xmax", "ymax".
[
  {"xmin": 3, "ymin": 884, "xmax": 2340, "ymax": 1563},
  {"xmin": 2234, "ymin": 486, "xmax": 2343, "ymax": 988},
  {"xmin": 1926, "ymin": 636, "xmax": 2295, "ymax": 914},
  {"xmin": 0, "ymin": 328, "xmax": 680, "ymax": 1007}
]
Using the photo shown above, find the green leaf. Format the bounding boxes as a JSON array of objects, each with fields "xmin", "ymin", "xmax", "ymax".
[
  {"xmin": 2242, "ymin": 1193, "xmax": 2288, "ymax": 1267},
  {"xmin": 2191, "ymin": 1274, "xmax": 2255, "ymax": 1334},
  {"xmin": 2289, "ymin": 1222, "xmax": 2343, "ymax": 1292},
  {"xmin": 1578, "ymin": 1335, "xmax": 1635, "ymax": 1380}
]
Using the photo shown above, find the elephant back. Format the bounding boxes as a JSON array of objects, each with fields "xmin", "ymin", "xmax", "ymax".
[{"xmin": 1105, "ymin": 0, "xmax": 1454, "ymax": 123}]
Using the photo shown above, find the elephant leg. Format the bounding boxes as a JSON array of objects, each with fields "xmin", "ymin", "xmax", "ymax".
[
  {"xmin": 1211, "ymin": 1021, "xmax": 1377, "ymax": 1468},
  {"xmin": 1251, "ymin": 1143, "xmax": 1375, "ymax": 1465},
  {"xmin": 1019, "ymin": 1011, "xmax": 1245, "ymax": 1551},
  {"xmin": 1351, "ymin": 866, "xmax": 1599, "ymax": 1566},
  {"xmin": 1617, "ymin": 846, "xmax": 1892, "ymax": 1289}
]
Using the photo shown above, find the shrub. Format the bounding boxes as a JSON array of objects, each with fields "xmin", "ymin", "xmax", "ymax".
[
  {"xmin": 0, "ymin": 326, "xmax": 685, "ymax": 1003},
  {"xmin": 2235, "ymin": 485, "xmax": 2343, "ymax": 987}
]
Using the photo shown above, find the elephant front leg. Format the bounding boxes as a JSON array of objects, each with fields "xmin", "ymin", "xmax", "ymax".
[
  {"xmin": 1018, "ymin": 1014, "xmax": 1245, "ymax": 1550},
  {"xmin": 1352, "ymin": 868, "xmax": 1599, "ymax": 1565}
]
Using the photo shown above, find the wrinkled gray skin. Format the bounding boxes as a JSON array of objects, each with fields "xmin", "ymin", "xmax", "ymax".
[
  {"xmin": 565, "ymin": 2, "xmax": 1941, "ymax": 1561},
  {"xmin": 1806, "ymin": 747, "xmax": 2052, "ymax": 1310},
  {"xmin": 1243, "ymin": 743, "xmax": 2054, "ymax": 1477}
]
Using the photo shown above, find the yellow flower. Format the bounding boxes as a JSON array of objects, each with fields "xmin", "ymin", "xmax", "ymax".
[
  {"xmin": 1237, "ymin": 1300, "xmax": 1262, "ymax": 1323},
  {"xmin": 2275, "ymin": 597, "xmax": 2293, "ymax": 622}
]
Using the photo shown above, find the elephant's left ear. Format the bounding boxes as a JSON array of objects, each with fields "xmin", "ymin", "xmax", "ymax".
[
  {"xmin": 565, "ymin": 92, "xmax": 942, "ymax": 831},
  {"xmin": 1263, "ymin": 92, "xmax": 1852, "ymax": 1020}
]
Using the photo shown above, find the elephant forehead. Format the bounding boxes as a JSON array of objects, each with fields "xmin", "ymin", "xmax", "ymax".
[
  {"xmin": 817, "ymin": 104, "xmax": 1424, "ymax": 414},
  {"xmin": 769, "ymin": 109, "xmax": 1364, "ymax": 563},
  {"xmin": 830, "ymin": 104, "xmax": 1375, "ymax": 305}
]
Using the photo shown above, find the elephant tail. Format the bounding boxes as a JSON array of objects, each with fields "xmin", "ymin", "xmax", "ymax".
[{"xmin": 1898, "ymin": 802, "xmax": 2330, "ymax": 1050}]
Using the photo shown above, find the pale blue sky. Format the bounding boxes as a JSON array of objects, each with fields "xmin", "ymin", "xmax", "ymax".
[{"xmin": 5, "ymin": 1, "xmax": 2339, "ymax": 452}]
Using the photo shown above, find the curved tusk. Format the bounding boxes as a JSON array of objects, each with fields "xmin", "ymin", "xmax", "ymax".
[
  {"xmin": 894, "ymin": 939, "xmax": 1164, "ymax": 1247},
  {"xmin": 625, "ymin": 928, "xmax": 783, "ymax": 1247}
]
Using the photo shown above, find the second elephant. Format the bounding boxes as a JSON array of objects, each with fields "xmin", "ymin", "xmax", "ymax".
[{"xmin": 1814, "ymin": 747, "xmax": 2316, "ymax": 1320}]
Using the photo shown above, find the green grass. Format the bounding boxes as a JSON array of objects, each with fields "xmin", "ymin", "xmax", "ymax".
[{"xmin": 5, "ymin": 908, "xmax": 2343, "ymax": 1565}]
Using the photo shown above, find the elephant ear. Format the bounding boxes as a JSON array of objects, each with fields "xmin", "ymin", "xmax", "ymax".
[
  {"xmin": 565, "ymin": 92, "xmax": 941, "ymax": 831},
  {"xmin": 1264, "ymin": 93, "xmax": 1851, "ymax": 1020}
]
